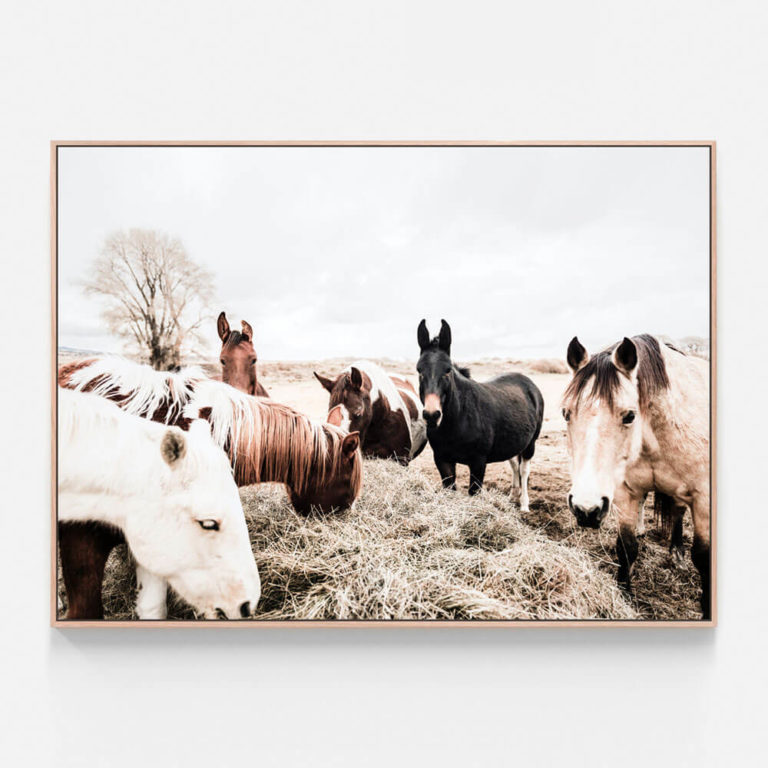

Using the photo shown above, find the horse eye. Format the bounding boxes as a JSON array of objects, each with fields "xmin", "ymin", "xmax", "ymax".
[
  {"xmin": 198, "ymin": 519, "xmax": 220, "ymax": 531},
  {"xmin": 562, "ymin": 409, "xmax": 570, "ymax": 422},
  {"xmin": 442, "ymin": 371, "xmax": 451, "ymax": 379},
  {"xmin": 622, "ymin": 411, "xmax": 636, "ymax": 425},
  {"xmin": 220, "ymin": 360, "xmax": 225, "ymax": 366},
  {"xmin": 251, "ymin": 359, "xmax": 257, "ymax": 366}
]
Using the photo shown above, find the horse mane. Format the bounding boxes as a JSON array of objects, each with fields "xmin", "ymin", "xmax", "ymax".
[
  {"xmin": 61, "ymin": 356, "xmax": 360, "ymax": 498},
  {"xmin": 194, "ymin": 385, "xmax": 360, "ymax": 496},
  {"xmin": 62, "ymin": 356, "xmax": 207, "ymax": 425},
  {"xmin": 562, "ymin": 334, "xmax": 670, "ymax": 413},
  {"xmin": 454, "ymin": 365, "xmax": 471, "ymax": 379},
  {"xmin": 222, "ymin": 330, "xmax": 250, "ymax": 349}
]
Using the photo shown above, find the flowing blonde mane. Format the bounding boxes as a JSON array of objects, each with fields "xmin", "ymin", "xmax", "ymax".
[{"xmin": 60, "ymin": 357, "xmax": 361, "ymax": 497}]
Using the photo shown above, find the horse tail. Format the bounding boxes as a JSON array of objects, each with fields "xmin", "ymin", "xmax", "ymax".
[{"xmin": 654, "ymin": 492, "xmax": 677, "ymax": 539}]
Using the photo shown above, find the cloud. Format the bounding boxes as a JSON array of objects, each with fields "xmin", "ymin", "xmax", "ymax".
[{"xmin": 57, "ymin": 146, "xmax": 710, "ymax": 360}]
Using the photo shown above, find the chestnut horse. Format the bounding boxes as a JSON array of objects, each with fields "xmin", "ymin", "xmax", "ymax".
[
  {"xmin": 58, "ymin": 357, "xmax": 362, "ymax": 619},
  {"xmin": 314, "ymin": 361, "xmax": 427, "ymax": 464},
  {"xmin": 563, "ymin": 334, "xmax": 711, "ymax": 618},
  {"xmin": 217, "ymin": 311, "xmax": 269, "ymax": 397},
  {"xmin": 59, "ymin": 388, "xmax": 261, "ymax": 619}
]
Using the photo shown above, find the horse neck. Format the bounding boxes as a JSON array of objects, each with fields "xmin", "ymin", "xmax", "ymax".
[
  {"xmin": 643, "ymin": 352, "xmax": 709, "ymax": 447},
  {"xmin": 230, "ymin": 402, "xmax": 331, "ymax": 495}
]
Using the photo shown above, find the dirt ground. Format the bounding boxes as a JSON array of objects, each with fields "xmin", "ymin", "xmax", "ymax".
[{"xmin": 256, "ymin": 358, "xmax": 703, "ymax": 620}]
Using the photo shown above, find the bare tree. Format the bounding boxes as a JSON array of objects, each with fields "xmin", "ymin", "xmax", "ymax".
[{"xmin": 83, "ymin": 229, "xmax": 215, "ymax": 369}]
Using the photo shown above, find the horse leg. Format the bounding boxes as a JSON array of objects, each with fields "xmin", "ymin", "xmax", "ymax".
[
  {"xmin": 518, "ymin": 438, "xmax": 537, "ymax": 513},
  {"xmin": 508, "ymin": 456, "xmax": 520, "ymax": 492},
  {"xmin": 58, "ymin": 522, "xmax": 122, "ymax": 619},
  {"xmin": 434, "ymin": 458, "xmax": 457, "ymax": 490},
  {"xmin": 637, "ymin": 494, "xmax": 647, "ymax": 536},
  {"xmin": 518, "ymin": 457, "xmax": 532, "ymax": 512},
  {"xmin": 691, "ymin": 494, "xmax": 712, "ymax": 620},
  {"xmin": 669, "ymin": 503, "xmax": 686, "ymax": 569},
  {"xmin": 468, "ymin": 460, "xmax": 487, "ymax": 495},
  {"xmin": 614, "ymin": 490, "xmax": 641, "ymax": 593},
  {"xmin": 135, "ymin": 565, "xmax": 169, "ymax": 620}
]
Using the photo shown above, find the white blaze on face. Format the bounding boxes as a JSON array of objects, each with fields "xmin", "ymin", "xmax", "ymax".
[{"xmin": 566, "ymin": 383, "xmax": 642, "ymax": 513}]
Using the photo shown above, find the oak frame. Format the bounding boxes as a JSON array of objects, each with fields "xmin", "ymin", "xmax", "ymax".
[{"xmin": 50, "ymin": 141, "xmax": 717, "ymax": 629}]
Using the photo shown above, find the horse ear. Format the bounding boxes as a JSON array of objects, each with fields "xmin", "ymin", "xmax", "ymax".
[
  {"xmin": 341, "ymin": 431, "xmax": 360, "ymax": 459},
  {"xmin": 417, "ymin": 319, "xmax": 430, "ymax": 351},
  {"xmin": 327, "ymin": 405, "xmax": 343, "ymax": 426},
  {"xmin": 241, "ymin": 319, "xmax": 253, "ymax": 342},
  {"xmin": 314, "ymin": 372, "xmax": 336, "ymax": 392},
  {"xmin": 612, "ymin": 337, "xmax": 638, "ymax": 377},
  {"xmin": 567, "ymin": 336, "xmax": 589, "ymax": 373},
  {"xmin": 438, "ymin": 319, "xmax": 452, "ymax": 354},
  {"xmin": 217, "ymin": 312, "xmax": 230, "ymax": 342},
  {"xmin": 160, "ymin": 430, "xmax": 187, "ymax": 466},
  {"xmin": 349, "ymin": 367, "xmax": 363, "ymax": 390}
]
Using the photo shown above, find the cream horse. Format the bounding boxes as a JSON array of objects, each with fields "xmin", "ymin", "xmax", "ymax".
[
  {"xmin": 562, "ymin": 335, "xmax": 711, "ymax": 619},
  {"xmin": 58, "ymin": 388, "xmax": 261, "ymax": 619}
]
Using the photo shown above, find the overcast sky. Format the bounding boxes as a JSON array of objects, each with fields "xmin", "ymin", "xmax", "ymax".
[{"xmin": 58, "ymin": 146, "xmax": 710, "ymax": 361}]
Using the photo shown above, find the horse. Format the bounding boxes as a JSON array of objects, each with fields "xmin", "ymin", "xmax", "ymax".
[
  {"xmin": 314, "ymin": 361, "xmax": 427, "ymax": 464},
  {"xmin": 58, "ymin": 388, "xmax": 261, "ymax": 620},
  {"xmin": 562, "ymin": 334, "xmax": 711, "ymax": 618},
  {"xmin": 217, "ymin": 311, "xmax": 269, "ymax": 397},
  {"xmin": 416, "ymin": 319, "xmax": 544, "ymax": 505},
  {"xmin": 58, "ymin": 356, "xmax": 362, "ymax": 619}
]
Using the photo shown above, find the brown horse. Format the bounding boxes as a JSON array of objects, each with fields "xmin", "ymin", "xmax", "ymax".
[
  {"xmin": 58, "ymin": 356, "xmax": 362, "ymax": 619},
  {"xmin": 562, "ymin": 334, "xmax": 711, "ymax": 618},
  {"xmin": 314, "ymin": 360, "xmax": 427, "ymax": 464},
  {"xmin": 217, "ymin": 311, "xmax": 269, "ymax": 397}
]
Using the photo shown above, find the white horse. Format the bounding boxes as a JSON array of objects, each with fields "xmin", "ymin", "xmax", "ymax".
[
  {"xmin": 562, "ymin": 335, "xmax": 710, "ymax": 618},
  {"xmin": 58, "ymin": 388, "xmax": 261, "ymax": 619}
]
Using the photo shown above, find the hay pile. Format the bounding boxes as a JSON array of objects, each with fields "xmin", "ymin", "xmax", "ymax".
[{"xmin": 67, "ymin": 458, "xmax": 638, "ymax": 621}]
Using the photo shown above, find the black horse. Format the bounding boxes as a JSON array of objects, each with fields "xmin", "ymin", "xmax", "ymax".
[{"xmin": 416, "ymin": 319, "xmax": 544, "ymax": 507}]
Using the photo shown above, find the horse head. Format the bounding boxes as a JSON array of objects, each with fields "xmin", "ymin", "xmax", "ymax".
[
  {"xmin": 314, "ymin": 366, "xmax": 374, "ymax": 440},
  {"xmin": 416, "ymin": 318, "xmax": 455, "ymax": 429},
  {"xmin": 218, "ymin": 311, "xmax": 262, "ymax": 396},
  {"xmin": 562, "ymin": 335, "xmax": 647, "ymax": 528},
  {"xmin": 287, "ymin": 428, "xmax": 362, "ymax": 515}
]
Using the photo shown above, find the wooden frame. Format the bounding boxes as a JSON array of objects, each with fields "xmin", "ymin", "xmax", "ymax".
[{"xmin": 51, "ymin": 141, "xmax": 717, "ymax": 628}]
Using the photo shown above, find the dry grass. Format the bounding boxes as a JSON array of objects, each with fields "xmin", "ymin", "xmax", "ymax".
[{"xmin": 70, "ymin": 459, "xmax": 638, "ymax": 621}]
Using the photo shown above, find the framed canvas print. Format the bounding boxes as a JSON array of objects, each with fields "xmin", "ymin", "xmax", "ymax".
[{"xmin": 52, "ymin": 142, "xmax": 715, "ymax": 626}]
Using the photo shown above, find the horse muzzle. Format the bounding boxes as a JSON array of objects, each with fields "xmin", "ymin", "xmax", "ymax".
[
  {"xmin": 568, "ymin": 494, "xmax": 610, "ymax": 529},
  {"xmin": 422, "ymin": 394, "xmax": 442, "ymax": 428}
]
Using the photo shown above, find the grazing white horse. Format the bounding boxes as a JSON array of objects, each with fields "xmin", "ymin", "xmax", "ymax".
[
  {"xmin": 58, "ymin": 388, "xmax": 261, "ymax": 619},
  {"xmin": 562, "ymin": 335, "xmax": 711, "ymax": 618}
]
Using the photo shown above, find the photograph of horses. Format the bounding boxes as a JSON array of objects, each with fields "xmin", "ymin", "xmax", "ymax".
[{"xmin": 52, "ymin": 142, "xmax": 714, "ymax": 625}]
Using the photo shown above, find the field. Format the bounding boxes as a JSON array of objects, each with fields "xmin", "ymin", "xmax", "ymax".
[{"xmin": 58, "ymin": 357, "xmax": 703, "ymax": 621}]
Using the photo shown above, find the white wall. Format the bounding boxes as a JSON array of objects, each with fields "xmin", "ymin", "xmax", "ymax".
[{"xmin": 0, "ymin": 2, "xmax": 765, "ymax": 765}]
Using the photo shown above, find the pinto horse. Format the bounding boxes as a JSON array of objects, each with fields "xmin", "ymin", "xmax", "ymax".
[
  {"xmin": 59, "ymin": 388, "xmax": 261, "ymax": 619},
  {"xmin": 416, "ymin": 320, "xmax": 544, "ymax": 505},
  {"xmin": 563, "ymin": 334, "xmax": 711, "ymax": 618},
  {"xmin": 217, "ymin": 311, "xmax": 269, "ymax": 397},
  {"xmin": 58, "ymin": 357, "xmax": 362, "ymax": 619},
  {"xmin": 314, "ymin": 361, "xmax": 427, "ymax": 464}
]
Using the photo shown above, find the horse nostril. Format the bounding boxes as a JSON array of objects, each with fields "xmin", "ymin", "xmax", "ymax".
[
  {"xmin": 215, "ymin": 608, "xmax": 228, "ymax": 620},
  {"xmin": 601, "ymin": 496, "xmax": 610, "ymax": 514},
  {"xmin": 239, "ymin": 601, "xmax": 251, "ymax": 618}
]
